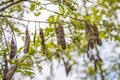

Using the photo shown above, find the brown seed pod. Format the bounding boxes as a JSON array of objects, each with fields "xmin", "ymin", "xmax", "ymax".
[
  {"xmin": 6, "ymin": 65, "xmax": 17, "ymax": 80},
  {"xmin": 93, "ymin": 23, "xmax": 99, "ymax": 37},
  {"xmin": 24, "ymin": 26, "xmax": 30, "ymax": 53},
  {"xmin": 96, "ymin": 53, "xmax": 103, "ymax": 62},
  {"xmin": 89, "ymin": 40, "xmax": 94, "ymax": 49},
  {"xmin": 33, "ymin": 23, "xmax": 37, "ymax": 44},
  {"xmin": 10, "ymin": 36, "xmax": 17, "ymax": 59},
  {"xmin": 94, "ymin": 59, "xmax": 97, "ymax": 71},
  {"xmin": 3, "ymin": 66, "xmax": 9, "ymax": 80},
  {"xmin": 56, "ymin": 22, "xmax": 66, "ymax": 49},
  {"xmin": 62, "ymin": 58, "xmax": 72, "ymax": 76},
  {"xmin": 55, "ymin": 27, "xmax": 61, "ymax": 45},
  {"xmin": 39, "ymin": 28, "xmax": 45, "ymax": 54},
  {"xmin": 97, "ymin": 38, "xmax": 102, "ymax": 46},
  {"xmin": 85, "ymin": 22, "xmax": 92, "ymax": 40}
]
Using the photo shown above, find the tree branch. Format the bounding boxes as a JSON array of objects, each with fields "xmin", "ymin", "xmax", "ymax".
[
  {"xmin": 0, "ymin": 15, "xmax": 69, "ymax": 24},
  {"xmin": 41, "ymin": 6, "xmax": 87, "ymax": 22},
  {"xmin": 0, "ymin": 0, "xmax": 28, "ymax": 12},
  {"xmin": 0, "ymin": 1, "xmax": 11, "ymax": 6}
]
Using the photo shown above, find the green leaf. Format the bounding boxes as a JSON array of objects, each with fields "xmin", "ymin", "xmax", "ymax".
[{"xmin": 30, "ymin": 3, "xmax": 35, "ymax": 11}]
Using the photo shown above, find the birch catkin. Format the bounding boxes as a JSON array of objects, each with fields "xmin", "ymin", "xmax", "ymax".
[
  {"xmin": 24, "ymin": 26, "xmax": 30, "ymax": 53},
  {"xmin": 56, "ymin": 22, "xmax": 66, "ymax": 49}
]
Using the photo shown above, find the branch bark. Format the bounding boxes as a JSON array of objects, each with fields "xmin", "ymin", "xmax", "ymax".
[{"xmin": 0, "ymin": 0, "xmax": 28, "ymax": 12}]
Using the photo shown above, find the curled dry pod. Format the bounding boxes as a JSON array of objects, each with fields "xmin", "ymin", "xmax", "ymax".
[
  {"xmin": 6, "ymin": 65, "xmax": 17, "ymax": 80},
  {"xmin": 24, "ymin": 26, "xmax": 30, "ymax": 53},
  {"xmin": 39, "ymin": 28, "xmax": 45, "ymax": 54},
  {"xmin": 56, "ymin": 22, "xmax": 66, "ymax": 49},
  {"xmin": 10, "ymin": 36, "xmax": 17, "ymax": 59}
]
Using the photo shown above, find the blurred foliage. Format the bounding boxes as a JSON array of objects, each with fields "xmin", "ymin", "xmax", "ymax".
[{"xmin": 0, "ymin": 0, "xmax": 120, "ymax": 80}]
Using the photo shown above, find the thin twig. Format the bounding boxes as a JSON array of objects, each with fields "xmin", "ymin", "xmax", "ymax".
[
  {"xmin": 0, "ymin": 1, "xmax": 11, "ymax": 6},
  {"xmin": 0, "ymin": 15, "xmax": 70, "ymax": 24},
  {"xmin": 4, "ymin": 18, "xmax": 17, "ymax": 45},
  {"xmin": 41, "ymin": 6, "xmax": 87, "ymax": 22},
  {"xmin": 0, "ymin": 23, "xmax": 9, "ymax": 49},
  {"xmin": 0, "ymin": 0, "xmax": 28, "ymax": 12}
]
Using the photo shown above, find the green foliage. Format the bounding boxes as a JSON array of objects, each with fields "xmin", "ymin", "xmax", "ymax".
[{"xmin": 0, "ymin": 0, "xmax": 120, "ymax": 80}]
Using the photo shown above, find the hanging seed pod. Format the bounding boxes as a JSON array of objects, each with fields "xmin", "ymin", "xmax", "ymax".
[
  {"xmin": 33, "ymin": 22, "xmax": 37, "ymax": 44},
  {"xmin": 89, "ymin": 40, "xmax": 94, "ymax": 49},
  {"xmin": 86, "ymin": 43, "xmax": 90, "ymax": 58},
  {"xmin": 39, "ymin": 28, "xmax": 45, "ymax": 54},
  {"xmin": 96, "ymin": 53, "xmax": 103, "ymax": 62},
  {"xmin": 97, "ymin": 38, "xmax": 102, "ymax": 46},
  {"xmin": 85, "ymin": 22, "xmax": 92, "ymax": 40},
  {"xmin": 93, "ymin": 23, "xmax": 99, "ymax": 37},
  {"xmin": 24, "ymin": 26, "xmax": 30, "ymax": 53},
  {"xmin": 62, "ymin": 58, "xmax": 72, "ymax": 76},
  {"xmin": 3, "ymin": 66, "xmax": 9, "ymax": 80},
  {"xmin": 10, "ymin": 36, "xmax": 17, "ymax": 59},
  {"xmin": 6, "ymin": 65, "xmax": 17, "ymax": 80},
  {"xmin": 55, "ymin": 27, "xmax": 61, "ymax": 45},
  {"xmin": 94, "ymin": 59, "xmax": 97, "ymax": 71},
  {"xmin": 56, "ymin": 22, "xmax": 66, "ymax": 49},
  {"xmin": 89, "ymin": 55, "xmax": 94, "ymax": 61}
]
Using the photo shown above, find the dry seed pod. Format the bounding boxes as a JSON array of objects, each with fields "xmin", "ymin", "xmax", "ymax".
[
  {"xmin": 89, "ymin": 55, "xmax": 94, "ymax": 61},
  {"xmin": 97, "ymin": 38, "xmax": 102, "ymax": 46},
  {"xmin": 55, "ymin": 27, "xmax": 61, "ymax": 45},
  {"xmin": 96, "ymin": 53, "xmax": 103, "ymax": 62},
  {"xmin": 10, "ymin": 36, "xmax": 17, "ymax": 59},
  {"xmin": 56, "ymin": 22, "xmax": 66, "ymax": 49},
  {"xmin": 6, "ymin": 65, "xmax": 17, "ymax": 80},
  {"xmin": 39, "ymin": 28, "xmax": 45, "ymax": 54},
  {"xmin": 89, "ymin": 40, "xmax": 94, "ymax": 49},
  {"xmin": 33, "ymin": 23, "xmax": 36, "ymax": 44},
  {"xmin": 62, "ymin": 58, "xmax": 72, "ymax": 76},
  {"xmin": 94, "ymin": 59, "xmax": 97, "ymax": 71},
  {"xmin": 24, "ymin": 26, "xmax": 30, "ymax": 53},
  {"xmin": 93, "ymin": 23, "xmax": 99, "ymax": 37},
  {"xmin": 85, "ymin": 22, "xmax": 94, "ymax": 41},
  {"xmin": 3, "ymin": 66, "xmax": 9, "ymax": 80}
]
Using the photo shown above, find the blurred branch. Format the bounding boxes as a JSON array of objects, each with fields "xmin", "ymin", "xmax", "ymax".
[
  {"xmin": 0, "ymin": 15, "xmax": 70, "ymax": 24},
  {"xmin": 41, "ymin": 6, "xmax": 87, "ymax": 22},
  {"xmin": 4, "ymin": 18, "xmax": 17, "ymax": 44},
  {"xmin": 0, "ymin": 0, "xmax": 28, "ymax": 12},
  {"xmin": 0, "ymin": 23, "xmax": 9, "ymax": 49},
  {"xmin": 0, "ymin": 1, "xmax": 11, "ymax": 6},
  {"xmin": 82, "ymin": 0, "xmax": 89, "ymax": 16}
]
